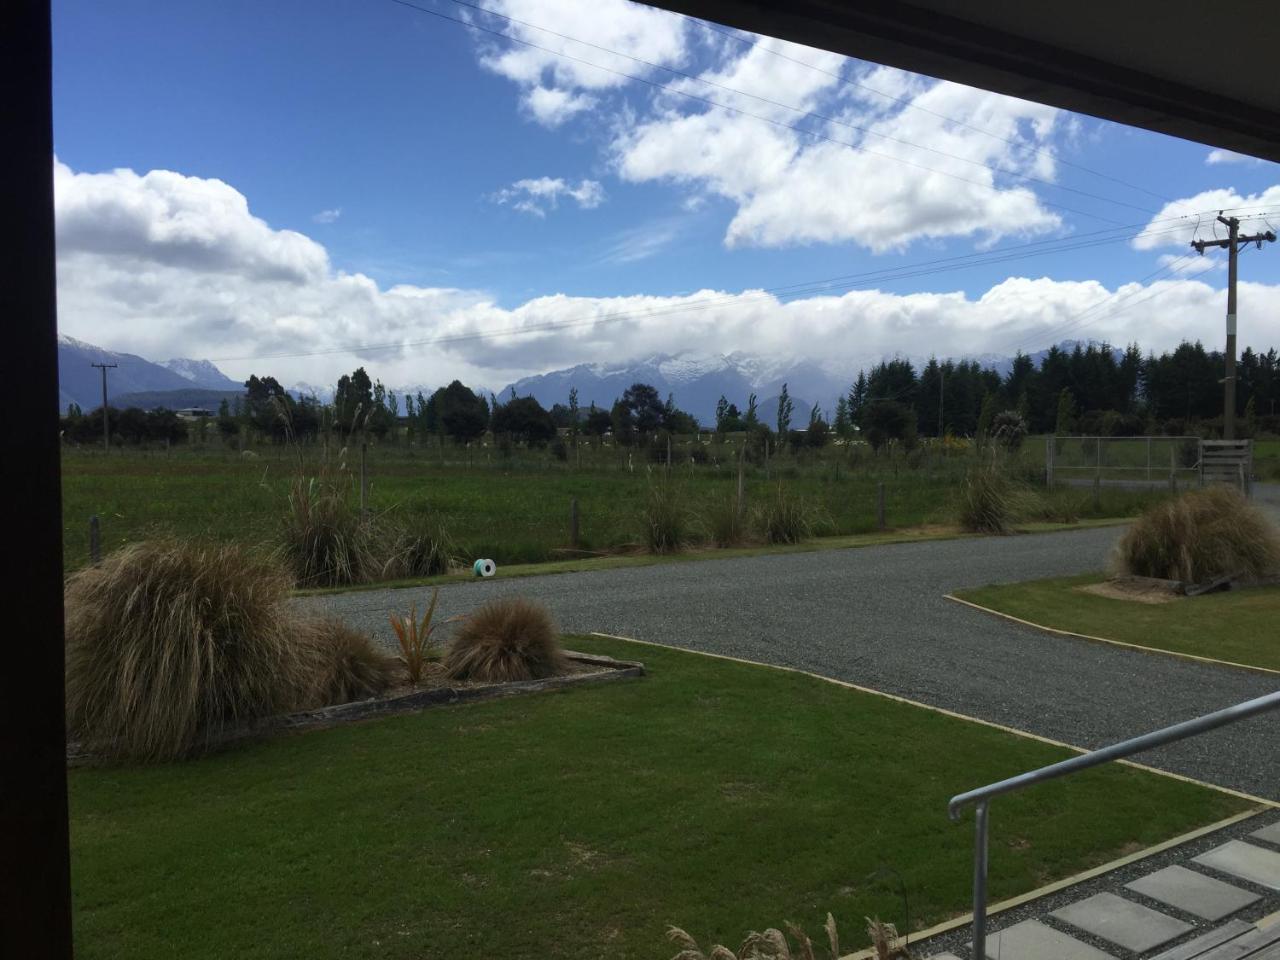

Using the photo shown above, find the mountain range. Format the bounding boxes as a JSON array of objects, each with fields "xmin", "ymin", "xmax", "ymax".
[{"xmin": 55, "ymin": 334, "xmax": 1115, "ymax": 424}]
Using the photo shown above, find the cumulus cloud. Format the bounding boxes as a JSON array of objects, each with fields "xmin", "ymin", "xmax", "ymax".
[
  {"xmin": 489, "ymin": 176, "xmax": 606, "ymax": 215},
  {"xmin": 54, "ymin": 159, "xmax": 329, "ymax": 283},
  {"xmin": 474, "ymin": 0, "xmax": 687, "ymax": 126},
  {"xmin": 312, "ymin": 207, "xmax": 342, "ymax": 224},
  {"xmin": 1206, "ymin": 148, "xmax": 1267, "ymax": 166},
  {"xmin": 54, "ymin": 159, "xmax": 1280, "ymax": 394},
  {"xmin": 1132, "ymin": 185, "xmax": 1280, "ymax": 251},
  {"xmin": 464, "ymin": 3, "xmax": 1067, "ymax": 252}
]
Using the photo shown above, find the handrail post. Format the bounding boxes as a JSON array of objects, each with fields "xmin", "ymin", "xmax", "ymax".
[{"xmin": 973, "ymin": 800, "xmax": 989, "ymax": 959}]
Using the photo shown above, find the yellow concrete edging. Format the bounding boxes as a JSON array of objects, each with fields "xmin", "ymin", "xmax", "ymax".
[
  {"xmin": 587, "ymin": 632, "xmax": 1277, "ymax": 958},
  {"xmin": 944, "ymin": 593, "xmax": 1280, "ymax": 678}
]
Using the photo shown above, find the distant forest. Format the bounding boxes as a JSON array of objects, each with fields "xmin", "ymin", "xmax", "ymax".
[{"xmin": 60, "ymin": 339, "xmax": 1280, "ymax": 447}]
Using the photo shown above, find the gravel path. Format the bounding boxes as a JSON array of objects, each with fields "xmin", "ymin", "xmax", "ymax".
[{"xmin": 298, "ymin": 524, "xmax": 1280, "ymax": 800}]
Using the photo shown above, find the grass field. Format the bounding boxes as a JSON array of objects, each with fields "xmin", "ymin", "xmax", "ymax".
[
  {"xmin": 60, "ymin": 442, "xmax": 1164, "ymax": 576},
  {"xmin": 69, "ymin": 636, "xmax": 1255, "ymax": 960},
  {"xmin": 956, "ymin": 574, "xmax": 1280, "ymax": 671}
]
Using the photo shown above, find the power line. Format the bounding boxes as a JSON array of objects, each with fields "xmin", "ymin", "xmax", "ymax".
[
  {"xmin": 428, "ymin": 0, "xmax": 1158, "ymax": 217},
  {"xmin": 208, "ymin": 217, "xmax": 1207, "ymax": 365},
  {"xmin": 388, "ymin": 0, "xmax": 1134, "ymax": 227},
  {"xmin": 665, "ymin": 9, "xmax": 1180, "ymax": 209}
]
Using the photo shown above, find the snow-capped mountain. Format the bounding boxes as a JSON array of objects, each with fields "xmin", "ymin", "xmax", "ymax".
[
  {"xmin": 57, "ymin": 335, "xmax": 202, "ymax": 412},
  {"xmin": 159, "ymin": 358, "xmax": 241, "ymax": 390},
  {"xmin": 502, "ymin": 352, "xmax": 853, "ymax": 425}
]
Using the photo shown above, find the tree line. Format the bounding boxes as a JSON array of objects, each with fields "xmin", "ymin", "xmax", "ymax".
[{"xmin": 60, "ymin": 339, "xmax": 1280, "ymax": 449}]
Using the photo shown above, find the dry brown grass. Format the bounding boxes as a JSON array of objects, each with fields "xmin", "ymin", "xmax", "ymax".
[
  {"xmin": 666, "ymin": 913, "xmax": 909, "ymax": 960},
  {"xmin": 443, "ymin": 596, "xmax": 566, "ymax": 683},
  {"xmin": 65, "ymin": 539, "xmax": 393, "ymax": 762},
  {"xmin": 1112, "ymin": 486, "xmax": 1280, "ymax": 584}
]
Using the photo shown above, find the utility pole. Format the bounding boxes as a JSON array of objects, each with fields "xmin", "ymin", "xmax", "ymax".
[
  {"xmin": 90, "ymin": 362, "xmax": 117, "ymax": 451},
  {"xmin": 1192, "ymin": 214, "xmax": 1275, "ymax": 439}
]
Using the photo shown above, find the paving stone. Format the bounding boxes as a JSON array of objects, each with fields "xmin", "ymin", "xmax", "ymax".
[
  {"xmin": 1195, "ymin": 839, "xmax": 1280, "ymax": 891},
  {"xmin": 975, "ymin": 919, "xmax": 1115, "ymax": 960},
  {"xmin": 1052, "ymin": 892, "xmax": 1191, "ymax": 953},
  {"xmin": 1126, "ymin": 864, "xmax": 1260, "ymax": 921},
  {"xmin": 1251, "ymin": 821, "xmax": 1280, "ymax": 847}
]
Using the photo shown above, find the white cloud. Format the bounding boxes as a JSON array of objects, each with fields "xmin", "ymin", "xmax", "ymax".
[
  {"xmin": 54, "ymin": 159, "xmax": 1280, "ymax": 395},
  {"xmin": 1206, "ymin": 148, "xmax": 1266, "ymax": 166},
  {"xmin": 465, "ymin": 5, "xmax": 1068, "ymax": 252},
  {"xmin": 489, "ymin": 176, "xmax": 606, "ymax": 215},
  {"xmin": 312, "ymin": 207, "xmax": 342, "ymax": 224},
  {"xmin": 474, "ymin": 0, "xmax": 687, "ymax": 127},
  {"xmin": 1133, "ymin": 185, "xmax": 1280, "ymax": 251},
  {"xmin": 524, "ymin": 85, "xmax": 595, "ymax": 126}
]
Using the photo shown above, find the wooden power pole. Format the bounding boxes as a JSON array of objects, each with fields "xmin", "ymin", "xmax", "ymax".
[
  {"xmin": 90, "ymin": 361, "xmax": 117, "ymax": 451},
  {"xmin": 1192, "ymin": 215, "xmax": 1275, "ymax": 439}
]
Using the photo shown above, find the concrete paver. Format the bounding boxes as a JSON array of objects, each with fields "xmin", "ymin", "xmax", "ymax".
[
  {"xmin": 976, "ymin": 919, "xmax": 1115, "ymax": 959},
  {"xmin": 1195, "ymin": 840, "xmax": 1280, "ymax": 891},
  {"xmin": 1126, "ymin": 865, "xmax": 1259, "ymax": 921},
  {"xmin": 1052, "ymin": 892, "xmax": 1192, "ymax": 952}
]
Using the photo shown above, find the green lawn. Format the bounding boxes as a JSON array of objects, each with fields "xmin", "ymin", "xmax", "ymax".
[
  {"xmin": 70, "ymin": 636, "xmax": 1251, "ymax": 960},
  {"xmin": 957, "ymin": 574, "xmax": 1280, "ymax": 671}
]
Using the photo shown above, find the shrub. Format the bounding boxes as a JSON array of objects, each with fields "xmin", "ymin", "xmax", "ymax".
[
  {"xmin": 389, "ymin": 588, "xmax": 446, "ymax": 685},
  {"xmin": 279, "ymin": 475, "xmax": 377, "ymax": 586},
  {"xmin": 64, "ymin": 539, "xmax": 389, "ymax": 762},
  {"xmin": 302, "ymin": 618, "xmax": 398, "ymax": 704},
  {"xmin": 667, "ymin": 913, "xmax": 910, "ymax": 960},
  {"xmin": 956, "ymin": 466, "xmax": 1015, "ymax": 534},
  {"xmin": 1112, "ymin": 486, "xmax": 1280, "ymax": 583},
  {"xmin": 643, "ymin": 479, "xmax": 695, "ymax": 553},
  {"xmin": 706, "ymin": 493, "xmax": 749, "ymax": 547},
  {"xmin": 443, "ymin": 596, "xmax": 566, "ymax": 683},
  {"xmin": 386, "ymin": 509, "xmax": 455, "ymax": 578},
  {"xmin": 991, "ymin": 410, "xmax": 1028, "ymax": 451},
  {"xmin": 754, "ymin": 483, "xmax": 822, "ymax": 544}
]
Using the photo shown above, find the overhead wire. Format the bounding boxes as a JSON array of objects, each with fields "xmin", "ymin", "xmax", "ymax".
[
  {"xmin": 666, "ymin": 9, "xmax": 1181, "ymax": 208},
  {"xmin": 427, "ymin": 0, "xmax": 1158, "ymax": 217},
  {"xmin": 208, "ymin": 217, "xmax": 1212, "ymax": 365},
  {"xmin": 387, "ymin": 0, "xmax": 1135, "ymax": 226}
]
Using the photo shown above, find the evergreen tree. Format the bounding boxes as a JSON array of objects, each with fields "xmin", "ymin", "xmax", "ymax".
[
  {"xmin": 776, "ymin": 383, "xmax": 793, "ymax": 438},
  {"xmin": 1054, "ymin": 388, "xmax": 1076, "ymax": 436},
  {"xmin": 833, "ymin": 396, "xmax": 851, "ymax": 438}
]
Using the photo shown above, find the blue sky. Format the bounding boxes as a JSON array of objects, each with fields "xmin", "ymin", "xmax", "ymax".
[{"xmin": 50, "ymin": 0, "xmax": 1280, "ymax": 391}]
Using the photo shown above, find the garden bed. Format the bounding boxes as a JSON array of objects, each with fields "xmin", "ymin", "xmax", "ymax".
[{"xmin": 68, "ymin": 650, "xmax": 644, "ymax": 764}]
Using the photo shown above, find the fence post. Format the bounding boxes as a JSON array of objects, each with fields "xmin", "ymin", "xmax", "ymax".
[
  {"xmin": 1045, "ymin": 436, "xmax": 1054, "ymax": 490},
  {"xmin": 1169, "ymin": 445, "xmax": 1177, "ymax": 493},
  {"xmin": 359, "ymin": 441, "xmax": 368, "ymax": 519},
  {"xmin": 89, "ymin": 515, "xmax": 101, "ymax": 566},
  {"xmin": 570, "ymin": 497, "xmax": 579, "ymax": 549},
  {"xmin": 877, "ymin": 481, "xmax": 886, "ymax": 530},
  {"xmin": 1146, "ymin": 436, "xmax": 1152, "ymax": 484}
]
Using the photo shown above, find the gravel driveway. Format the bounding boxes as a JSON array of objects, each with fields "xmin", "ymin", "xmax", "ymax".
[{"xmin": 299, "ymin": 523, "xmax": 1280, "ymax": 800}]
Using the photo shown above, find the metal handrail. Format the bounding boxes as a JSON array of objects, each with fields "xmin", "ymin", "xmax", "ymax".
[{"xmin": 948, "ymin": 690, "xmax": 1280, "ymax": 958}]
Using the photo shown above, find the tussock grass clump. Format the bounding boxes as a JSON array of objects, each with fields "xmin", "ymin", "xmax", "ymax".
[
  {"xmin": 706, "ymin": 494, "xmax": 749, "ymax": 547},
  {"xmin": 643, "ymin": 479, "xmax": 695, "ymax": 553},
  {"xmin": 956, "ymin": 466, "xmax": 1017, "ymax": 534},
  {"xmin": 303, "ymin": 618, "xmax": 398, "ymax": 705},
  {"xmin": 386, "ymin": 510, "xmax": 455, "ymax": 578},
  {"xmin": 1112, "ymin": 486, "xmax": 1280, "ymax": 584},
  {"xmin": 443, "ymin": 596, "xmax": 566, "ymax": 683},
  {"xmin": 667, "ymin": 913, "xmax": 911, "ymax": 959},
  {"xmin": 754, "ymin": 484, "xmax": 822, "ymax": 544},
  {"xmin": 279, "ymin": 476, "xmax": 377, "ymax": 586},
  {"xmin": 65, "ymin": 539, "xmax": 394, "ymax": 762}
]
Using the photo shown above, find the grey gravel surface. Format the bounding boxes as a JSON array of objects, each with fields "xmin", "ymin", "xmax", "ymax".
[{"xmin": 297, "ymin": 524, "xmax": 1280, "ymax": 799}]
